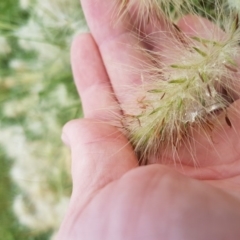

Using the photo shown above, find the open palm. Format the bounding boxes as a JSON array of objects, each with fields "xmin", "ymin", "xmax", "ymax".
[{"xmin": 57, "ymin": 1, "xmax": 240, "ymax": 239}]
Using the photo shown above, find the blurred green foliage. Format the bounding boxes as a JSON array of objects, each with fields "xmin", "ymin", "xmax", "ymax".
[
  {"xmin": 0, "ymin": 0, "xmax": 29, "ymax": 25},
  {"xmin": 0, "ymin": 151, "xmax": 51, "ymax": 240},
  {"xmin": 0, "ymin": 0, "xmax": 79, "ymax": 239}
]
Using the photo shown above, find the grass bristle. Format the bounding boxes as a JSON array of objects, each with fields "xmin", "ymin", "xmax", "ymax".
[{"xmin": 115, "ymin": 0, "xmax": 240, "ymax": 164}]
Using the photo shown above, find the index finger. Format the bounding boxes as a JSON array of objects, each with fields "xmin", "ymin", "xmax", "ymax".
[{"xmin": 80, "ymin": 0, "xmax": 153, "ymax": 103}]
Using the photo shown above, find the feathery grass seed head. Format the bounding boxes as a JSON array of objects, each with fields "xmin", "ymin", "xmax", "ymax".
[{"xmin": 116, "ymin": 1, "xmax": 240, "ymax": 164}]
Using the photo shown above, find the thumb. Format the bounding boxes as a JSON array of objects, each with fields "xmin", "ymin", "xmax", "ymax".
[{"xmin": 62, "ymin": 118, "xmax": 138, "ymax": 207}]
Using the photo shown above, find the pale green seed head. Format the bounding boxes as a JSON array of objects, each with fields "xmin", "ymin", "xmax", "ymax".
[{"xmin": 117, "ymin": 1, "xmax": 240, "ymax": 164}]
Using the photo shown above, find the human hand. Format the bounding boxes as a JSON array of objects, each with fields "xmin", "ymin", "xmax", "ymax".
[{"xmin": 57, "ymin": 0, "xmax": 240, "ymax": 239}]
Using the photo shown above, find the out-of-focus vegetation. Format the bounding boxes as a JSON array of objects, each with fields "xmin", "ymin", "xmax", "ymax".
[
  {"xmin": 0, "ymin": 147, "xmax": 50, "ymax": 240},
  {"xmin": 0, "ymin": 0, "xmax": 85, "ymax": 239}
]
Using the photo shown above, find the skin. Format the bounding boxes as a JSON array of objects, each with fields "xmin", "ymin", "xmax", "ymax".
[{"xmin": 57, "ymin": 1, "xmax": 240, "ymax": 239}]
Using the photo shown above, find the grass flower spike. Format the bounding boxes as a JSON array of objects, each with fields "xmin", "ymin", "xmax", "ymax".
[{"xmin": 116, "ymin": 0, "xmax": 240, "ymax": 164}]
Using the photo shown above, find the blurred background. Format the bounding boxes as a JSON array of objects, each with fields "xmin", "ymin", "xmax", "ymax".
[
  {"xmin": 0, "ymin": 0, "xmax": 86, "ymax": 239},
  {"xmin": 0, "ymin": 0, "xmax": 237, "ymax": 239}
]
